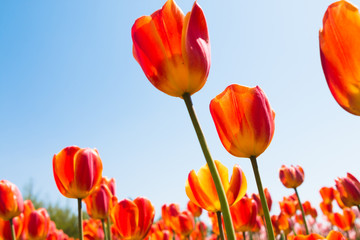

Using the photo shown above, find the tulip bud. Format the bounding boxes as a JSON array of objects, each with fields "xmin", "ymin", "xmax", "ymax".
[
  {"xmin": 210, "ymin": 84, "xmax": 275, "ymax": 158},
  {"xmin": 279, "ymin": 165, "xmax": 305, "ymax": 189},
  {"xmin": 335, "ymin": 173, "xmax": 360, "ymax": 208}
]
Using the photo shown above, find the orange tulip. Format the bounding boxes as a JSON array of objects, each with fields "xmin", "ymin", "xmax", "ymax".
[
  {"xmin": 279, "ymin": 165, "xmax": 305, "ymax": 189},
  {"xmin": 288, "ymin": 230, "xmax": 346, "ymax": 240},
  {"xmin": 169, "ymin": 210, "xmax": 194, "ymax": 238},
  {"xmin": 251, "ymin": 188, "xmax": 272, "ymax": 216},
  {"xmin": 319, "ymin": 0, "xmax": 360, "ymax": 115},
  {"xmin": 332, "ymin": 208, "xmax": 355, "ymax": 231},
  {"xmin": 112, "ymin": 197, "xmax": 155, "ymax": 240},
  {"xmin": 0, "ymin": 213, "xmax": 23, "ymax": 240},
  {"xmin": 230, "ymin": 194, "xmax": 258, "ymax": 232},
  {"xmin": 187, "ymin": 200, "xmax": 202, "ymax": 218},
  {"xmin": 53, "ymin": 146, "xmax": 103, "ymax": 199},
  {"xmin": 319, "ymin": 187, "xmax": 335, "ymax": 204},
  {"xmin": 83, "ymin": 219, "xmax": 104, "ymax": 240},
  {"xmin": 185, "ymin": 160, "xmax": 247, "ymax": 212},
  {"xmin": 0, "ymin": 180, "xmax": 24, "ymax": 221},
  {"xmin": 190, "ymin": 221, "xmax": 207, "ymax": 240},
  {"xmin": 25, "ymin": 208, "xmax": 50, "ymax": 240},
  {"xmin": 335, "ymin": 173, "xmax": 360, "ymax": 207},
  {"xmin": 277, "ymin": 212, "xmax": 293, "ymax": 236},
  {"xmin": 210, "ymin": 84, "xmax": 275, "ymax": 158},
  {"xmin": 161, "ymin": 203, "xmax": 180, "ymax": 230},
  {"xmin": 131, "ymin": 0, "xmax": 210, "ymax": 98},
  {"xmin": 302, "ymin": 201, "xmax": 317, "ymax": 219},
  {"xmin": 83, "ymin": 177, "xmax": 117, "ymax": 220},
  {"xmin": 320, "ymin": 201, "xmax": 333, "ymax": 216},
  {"xmin": 279, "ymin": 197, "xmax": 297, "ymax": 217}
]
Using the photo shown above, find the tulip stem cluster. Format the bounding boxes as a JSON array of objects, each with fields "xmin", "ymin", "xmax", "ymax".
[
  {"xmin": 78, "ymin": 198, "xmax": 84, "ymax": 240},
  {"xmin": 9, "ymin": 218, "xmax": 16, "ymax": 240},
  {"xmin": 216, "ymin": 211, "xmax": 225, "ymax": 240},
  {"xmin": 182, "ymin": 93, "xmax": 236, "ymax": 240},
  {"xmin": 250, "ymin": 156, "xmax": 275, "ymax": 240},
  {"xmin": 294, "ymin": 187, "xmax": 309, "ymax": 234}
]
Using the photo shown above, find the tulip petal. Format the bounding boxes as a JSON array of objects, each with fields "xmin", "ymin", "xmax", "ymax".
[
  {"xmin": 227, "ymin": 165, "xmax": 247, "ymax": 205},
  {"xmin": 320, "ymin": 0, "xmax": 360, "ymax": 115},
  {"xmin": 134, "ymin": 197, "xmax": 155, "ymax": 238}
]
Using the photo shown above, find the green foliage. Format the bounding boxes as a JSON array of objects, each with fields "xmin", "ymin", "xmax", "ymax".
[{"xmin": 22, "ymin": 180, "xmax": 88, "ymax": 238}]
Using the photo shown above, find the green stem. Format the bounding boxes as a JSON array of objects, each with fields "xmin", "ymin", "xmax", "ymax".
[
  {"xmin": 10, "ymin": 218, "xmax": 16, "ymax": 240},
  {"xmin": 249, "ymin": 232, "xmax": 253, "ymax": 240},
  {"xmin": 78, "ymin": 198, "xmax": 84, "ymax": 240},
  {"xmin": 216, "ymin": 212, "xmax": 225, "ymax": 240},
  {"xmin": 294, "ymin": 188, "xmax": 309, "ymax": 234},
  {"xmin": 243, "ymin": 232, "xmax": 246, "ymax": 240},
  {"xmin": 250, "ymin": 156, "xmax": 275, "ymax": 240},
  {"xmin": 107, "ymin": 215, "xmax": 112, "ymax": 240},
  {"xmin": 183, "ymin": 93, "xmax": 236, "ymax": 240},
  {"xmin": 101, "ymin": 219, "xmax": 108, "ymax": 240}
]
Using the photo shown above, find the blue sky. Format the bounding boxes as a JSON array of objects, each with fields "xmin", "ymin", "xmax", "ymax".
[{"xmin": 1, "ymin": 0, "xmax": 359, "ymax": 220}]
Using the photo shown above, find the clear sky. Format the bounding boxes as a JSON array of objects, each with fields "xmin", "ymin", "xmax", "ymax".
[{"xmin": 1, "ymin": 0, "xmax": 359, "ymax": 220}]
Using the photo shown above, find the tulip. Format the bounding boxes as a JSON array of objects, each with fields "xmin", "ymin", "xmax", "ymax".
[
  {"xmin": 319, "ymin": 0, "xmax": 360, "ymax": 115},
  {"xmin": 83, "ymin": 219, "xmax": 104, "ymax": 240},
  {"xmin": 320, "ymin": 201, "xmax": 333, "ymax": 216},
  {"xmin": 112, "ymin": 197, "xmax": 155, "ymax": 240},
  {"xmin": 279, "ymin": 165, "xmax": 308, "ymax": 234},
  {"xmin": 0, "ymin": 180, "xmax": 24, "ymax": 240},
  {"xmin": 132, "ymin": 0, "xmax": 210, "ymax": 98},
  {"xmin": 230, "ymin": 194, "xmax": 258, "ymax": 233},
  {"xmin": 161, "ymin": 203, "xmax": 180, "ymax": 231},
  {"xmin": 25, "ymin": 208, "xmax": 50, "ymax": 240},
  {"xmin": 53, "ymin": 146, "xmax": 103, "ymax": 240},
  {"xmin": 319, "ymin": 187, "xmax": 335, "ymax": 204},
  {"xmin": 279, "ymin": 197, "xmax": 297, "ymax": 217},
  {"xmin": 252, "ymin": 188, "xmax": 272, "ymax": 216},
  {"xmin": 187, "ymin": 200, "xmax": 202, "ymax": 218},
  {"xmin": 279, "ymin": 165, "xmax": 304, "ymax": 189},
  {"xmin": 288, "ymin": 230, "xmax": 346, "ymax": 240},
  {"xmin": 190, "ymin": 221, "xmax": 207, "ymax": 240},
  {"xmin": 332, "ymin": 208, "xmax": 355, "ymax": 232},
  {"xmin": 335, "ymin": 173, "xmax": 360, "ymax": 208},
  {"xmin": 53, "ymin": 146, "xmax": 103, "ymax": 199},
  {"xmin": 0, "ymin": 180, "xmax": 24, "ymax": 221},
  {"xmin": 169, "ymin": 210, "xmax": 194, "ymax": 238},
  {"xmin": 0, "ymin": 214, "xmax": 23, "ymax": 240},
  {"xmin": 210, "ymin": 84, "xmax": 275, "ymax": 158},
  {"xmin": 185, "ymin": 160, "xmax": 247, "ymax": 213},
  {"xmin": 210, "ymin": 84, "xmax": 276, "ymax": 240}
]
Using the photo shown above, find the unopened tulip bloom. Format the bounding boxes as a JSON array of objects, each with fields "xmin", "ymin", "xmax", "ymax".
[
  {"xmin": 319, "ymin": 0, "xmax": 360, "ymax": 115},
  {"xmin": 83, "ymin": 177, "xmax": 117, "ymax": 220},
  {"xmin": 185, "ymin": 160, "xmax": 247, "ymax": 212},
  {"xmin": 335, "ymin": 173, "xmax": 360, "ymax": 207},
  {"xmin": 279, "ymin": 165, "xmax": 305, "ymax": 189},
  {"xmin": 187, "ymin": 200, "xmax": 202, "ymax": 218},
  {"xmin": 169, "ymin": 210, "xmax": 195, "ymax": 238},
  {"xmin": 230, "ymin": 194, "xmax": 258, "ymax": 232},
  {"xmin": 210, "ymin": 84, "xmax": 275, "ymax": 158},
  {"xmin": 279, "ymin": 197, "xmax": 297, "ymax": 217},
  {"xmin": 132, "ymin": 0, "xmax": 210, "ymax": 98},
  {"xmin": 25, "ymin": 208, "xmax": 50, "ymax": 240},
  {"xmin": 0, "ymin": 180, "xmax": 24, "ymax": 221},
  {"xmin": 53, "ymin": 146, "xmax": 103, "ymax": 199},
  {"xmin": 161, "ymin": 203, "xmax": 180, "ymax": 230},
  {"xmin": 112, "ymin": 197, "xmax": 155, "ymax": 240}
]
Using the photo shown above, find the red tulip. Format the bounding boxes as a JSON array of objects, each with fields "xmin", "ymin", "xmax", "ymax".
[
  {"xmin": 335, "ymin": 173, "xmax": 360, "ymax": 207},
  {"xmin": 0, "ymin": 180, "xmax": 24, "ymax": 221},
  {"xmin": 279, "ymin": 165, "xmax": 305, "ymax": 189},
  {"xmin": 83, "ymin": 219, "xmax": 104, "ymax": 240},
  {"xmin": 230, "ymin": 194, "xmax": 258, "ymax": 232},
  {"xmin": 112, "ymin": 197, "xmax": 155, "ymax": 240},
  {"xmin": 319, "ymin": 0, "xmax": 360, "ymax": 115},
  {"xmin": 26, "ymin": 208, "xmax": 50, "ymax": 240},
  {"xmin": 169, "ymin": 210, "xmax": 194, "ymax": 238},
  {"xmin": 132, "ymin": 0, "xmax": 210, "ymax": 98},
  {"xmin": 83, "ymin": 177, "xmax": 117, "ymax": 220},
  {"xmin": 161, "ymin": 203, "xmax": 180, "ymax": 230},
  {"xmin": 210, "ymin": 84, "xmax": 275, "ymax": 158},
  {"xmin": 332, "ymin": 208, "xmax": 355, "ymax": 231},
  {"xmin": 53, "ymin": 146, "xmax": 103, "ymax": 199},
  {"xmin": 288, "ymin": 230, "xmax": 346, "ymax": 240},
  {"xmin": 319, "ymin": 187, "xmax": 335, "ymax": 204}
]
